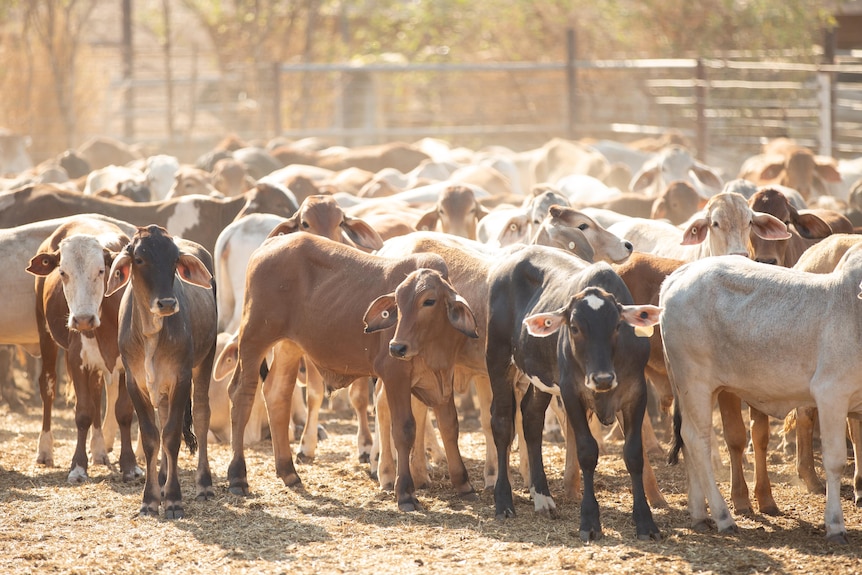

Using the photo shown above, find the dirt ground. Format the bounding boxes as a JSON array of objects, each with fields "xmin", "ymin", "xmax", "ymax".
[{"xmin": 1, "ymin": 389, "xmax": 862, "ymax": 575}]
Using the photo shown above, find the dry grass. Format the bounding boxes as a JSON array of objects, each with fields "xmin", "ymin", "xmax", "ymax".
[{"xmin": 1, "ymin": 398, "xmax": 862, "ymax": 575}]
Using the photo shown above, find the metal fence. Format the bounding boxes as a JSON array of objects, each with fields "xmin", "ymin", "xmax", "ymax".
[{"xmin": 103, "ymin": 44, "xmax": 862, "ymax": 167}]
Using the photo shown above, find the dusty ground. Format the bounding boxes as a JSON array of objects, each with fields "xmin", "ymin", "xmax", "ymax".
[{"xmin": 1, "ymin": 391, "xmax": 862, "ymax": 575}]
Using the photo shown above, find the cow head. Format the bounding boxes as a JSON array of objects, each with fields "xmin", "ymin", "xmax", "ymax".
[
  {"xmin": 523, "ymin": 287, "xmax": 661, "ymax": 394},
  {"xmin": 534, "ymin": 205, "xmax": 632, "ymax": 264},
  {"xmin": 680, "ymin": 191, "xmax": 791, "ymax": 257},
  {"xmin": 747, "ymin": 186, "xmax": 833, "ymax": 265},
  {"xmin": 266, "ymin": 194, "xmax": 383, "ymax": 251},
  {"xmin": 650, "ymin": 180, "xmax": 701, "ymax": 225},
  {"xmin": 363, "ymin": 268, "xmax": 478, "ymax": 366},
  {"xmin": 28, "ymin": 234, "xmax": 127, "ymax": 332},
  {"xmin": 106, "ymin": 225, "xmax": 212, "ymax": 319},
  {"xmin": 416, "ymin": 184, "xmax": 489, "ymax": 240}
]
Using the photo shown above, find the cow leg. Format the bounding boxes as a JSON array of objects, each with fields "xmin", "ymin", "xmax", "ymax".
[
  {"xmin": 67, "ymin": 352, "xmax": 95, "ymax": 483},
  {"xmin": 36, "ymin": 334, "xmax": 59, "ymax": 467},
  {"xmin": 410, "ymin": 397, "xmax": 431, "ymax": 489},
  {"xmin": 473, "ymin": 374, "xmax": 497, "ymax": 489},
  {"xmin": 680, "ymin": 395, "xmax": 737, "ymax": 534},
  {"xmin": 0, "ymin": 345, "xmax": 24, "ymax": 414},
  {"xmin": 749, "ymin": 406, "xmax": 778, "ymax": 515},
  {"xmin": 228, "ymin": 338, "xmax": 277, "ymax": 496},
  {"xmin": 431, "ymin": 393, "xmax": 474, "ymax": 499},
  {"xmin": 383, "ymin": 379, "xmax": 420, "ymax": 511},
  {"xmin": 158, "ymin": 381, "xmax": 187, "ymax": 519},
  {"xmin": 559, "ymin": 386, "xmax": 601, "ymax": 541},
  {"xmin": 192, "ymin": 343, "xmax": 216, "ymax": 501},
  {"xmin": 101, "ymin": 371, "xmax": 119, "ymax": 454},
  {"xmin": 618, "ymin": 387, "xmax": 661, "ymax": 541},
  {"xmin": 296, "ymin": 358, "xmax": 325, "ymax": 463},
  {"xmin": 616, "ymin": 412, "xmax": 667, "ymax": 509},
  {"xmin": 816, "ymin": 401, "xmax": 850, "ymax": 543},
  {"xmin": 562, "ymin": 413, "xmax": 582, "ymax": 501},
  {"xmin": 521, "ymin": 385, "xmax": 556, "ymax": 517},
  {"xmin": 488, "ymin": 343, "xmax": 518, "ymax": 518},
  {"xmin": 350, "ymin": 378, "xmax": 373, "ymax": 463},
  {"xmin": 126, "ymin": 375, "xmax": 161, "ymax": 516},
  {"xmin": 795, "ymin": 406, "xmax": 825, "ymax": 494},
  {"xmin": 261, "ymin": 344, "xmax": 302, "ymax": 488},
  {"xmin": 87, "ymin": 370, "xmax": 109, "ymax": 466},
  {"xmin": 717, "ymin": 391, "xmax": 753, "ymax": 514},
  {"xmin": 847, "ymin": 418, "xmax": 862, "ymax": 507},
  {"xmin": 114, "ymin": 371, "xmax": 143, "ymax": 481},
  {"xmin": 372, "ymin": 379, "xmax": 396, "ymax": 490},
  {"xmin": 514, "ymin": 377, "xmax": 530, "ymax": 489}
]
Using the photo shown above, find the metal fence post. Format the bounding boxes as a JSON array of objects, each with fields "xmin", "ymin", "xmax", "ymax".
[
  {"xmin": 272, "ymin": 62, "xmax": 282, "ymax": 138},
  {"xmin": 566, "ymin": 28, "xmax": 577, "ymax": 140},
  {"xmin": 695, "ymin": 58, "xmax": 707, "ymax": 160},
  {"xmin": 820, "ymin": 27, "xmax": 836, "ymax": 157}
]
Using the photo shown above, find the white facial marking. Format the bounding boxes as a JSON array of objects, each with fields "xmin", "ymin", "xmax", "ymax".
[{"xmin": 584, "ymin": 294, "xmax": 605, "ymax": 310}]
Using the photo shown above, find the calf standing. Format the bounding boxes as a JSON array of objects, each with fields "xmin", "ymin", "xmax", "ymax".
[
  {"xmin": 106, "ymin": 225, "xmax": 218, "ymax": 519},
  {"xmin": 486, "ymin": 246, "xmax": 662, "ymax": 541}
]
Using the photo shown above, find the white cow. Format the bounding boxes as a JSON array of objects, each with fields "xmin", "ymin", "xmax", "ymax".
[
  {"xmin": 660, "ymin": 247, "xmax": 862, "ymax": 543},
  {"xmin": 630, "ymin": 145, "xmax": 723, "ymax": 199},
  {"xmin": 608, "ymin": 192, "xmax": 789, "ymax": 261}
]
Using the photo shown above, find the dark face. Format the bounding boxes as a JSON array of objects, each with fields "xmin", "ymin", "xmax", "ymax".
[
  {"xmin": 567, "ymin": 287, "xmax": 622, "ymax": 393},
  {"xmin": 129, "ymin": 225, "xmax": 182, "ymax": 317}
]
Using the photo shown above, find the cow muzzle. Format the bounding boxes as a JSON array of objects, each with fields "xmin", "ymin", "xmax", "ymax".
[
  {"xmin": 586, "ymin": 372, "xmax": 617, "ymax": 393},
  {"xmin": 388, "ymin": 341, "xmax": 416, "ymax": 360},
  {"xmin": 68, "ymin": 314, "xmax": 100, "ymax": 332},
  {"xmin": 151, "ymin": 297, "xmax": 179, "ymax": 317}
]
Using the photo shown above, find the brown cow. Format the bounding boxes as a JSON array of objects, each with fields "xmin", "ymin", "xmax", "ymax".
[
  {"xmin": 739, "ymin": 140, "xmax": 842, "ymax": 201},
  {"xmin": 221, "ymin": 233, "xmax": 477, "ymax": 511},
  {"xmin": 415, "ymin": 184, "xmax": 490, "ymax": 240},
  {"xmin": 0, "ymin": 182, "xmax": 299, "ymax": 254},
  {"xmin": 26, "ymin": 217, "xmax": 142, "ymax": 484},
  {"xmin": 579, "ymin": 180, "xmax": 701, "ymax": 226}
]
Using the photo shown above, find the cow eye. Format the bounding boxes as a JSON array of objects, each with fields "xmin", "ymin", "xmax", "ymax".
[
  {"xmin": 577, "ymin": 223, "xmax": 588, "ymax": 231},
  {"xmin": 712, "ymin": 221, "xmax": 720, "ymax": 228},
  {"xmin": 58, "ymin": 270, "xmax": 66, "ymax": 278},
  {"xmin": 301, "ymin": 221, "xmax": 309, "ymax": 229},
  {"xmin": 509, "ymin": 223, "xmax": 519, "ymax": 231},
  {"xmin": 423, "ymin": 298, "xmax": 436, "ymax": 307},
  {"xmin": 135, "ymin": 257, "xmax": 144, "ymax": 265}
]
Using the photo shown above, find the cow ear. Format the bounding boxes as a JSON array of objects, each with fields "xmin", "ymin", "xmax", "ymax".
[
  {"xmin": 690, "ymin": 161, "xmax": 723, "ymax": 191},
  {"xmin": 523, "ymin": 310, "xmax": 566, "ymax": 337},
  {"xmin": 620, "ymin": 304, "xmax": 662, "ymax": 337},
  {"xmin": 341, "ymin": 216, "xmax": 384, "ymax": 251},
  {"xmin": 105, "ymin": 251, "xmax": 132, "ymax": 296},
  {"xmin": 415, "ymin": 209, "xmax": 438, "ymax": 232},
  {"xmin": 650, "ymin": 197, "xmax": 667, "ymax": 220},
  {"xmin": 26, "ymin": 251, "xmax": 59, "ymax": 276},
  {"xmin": 758, "ymin": 161, "xmax": 785, "ymax": 182},
  {"xmin": 630, "ymin": 165, "xmax": 658, "ymax": 194},
  {"xmin": 792, "ymin": 211, "xmax": 833, "ymax": 240},
  {"xmin": 266, "ymin": 218, "xmax": 300, "ymax": 239},
  {"xmin": 177, "ymin": 253, "xmax": 213, "ymax": 288},
  {"xmin": 475, "ymin": 202, "xmax": 490, "ymax": 221},
  {"xmin": 751, "ymin": 212, "xmax": 793, "ymax": 241},
  {"xmin": 680, "ymin": 217, "xmax": 709, "ymax": 245},
  {"xmin": 214, "ymin": 339, "xmax": 238, "ymax": 381},
  {"xmin": 363, "ymin": 294, "xmax": 397, "ymax": 333},
  {"xmin": 447, "ymin": 294, "xmax": 479, "ymax": 338},
  {"xmin": 813, "ymin": 159, "xmax": 843, "ymax": 183}
]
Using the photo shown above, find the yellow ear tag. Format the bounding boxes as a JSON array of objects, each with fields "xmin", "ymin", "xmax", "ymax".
[{"xmin": 634, "ymin": 325, "xmax": 654, "ymax": 338}]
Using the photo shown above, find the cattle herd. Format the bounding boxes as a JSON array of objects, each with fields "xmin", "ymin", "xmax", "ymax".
[{"xmin": 3, "ymin": 131, "xmax": 862, "ymax": 544}]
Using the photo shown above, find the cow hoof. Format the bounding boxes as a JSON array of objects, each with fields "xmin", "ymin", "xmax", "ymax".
[
  {"xmin": 398, "ymin": 498, "xmax": 422, "ymax": 512},
  {"xmin": 579, "ymin": 529, "xmax": 603, "ymax": 542},
  {"xmin": 164, "ymin": 505, "xmax": 184, "ymax": 520},
  {"xmin": 826, "ymin": 532, "xmax": 849, "ymax": 545},
  {"xmin": 228, "ymin": 484, "xmax": 249, "ymax": 496},
  {"xmin": 358, "ymin": 453, "xmax": 371, "ymax": 464},
  {"xmin": 139, "ymin": 505, "xmax": 159, "ymax": 517},
  {"xmin": 459, "ymin": 490, "xmax": 479, "ymax": 502},
  {"xmin": 759, "ymin": 504, "xmax": 780, "ymax": 516},
  {"xmin": 295, "ymin": 452, "xmax": 314, "ymax": 465},
  {"xmin": 495, "ymin": 508, "xmax": 515, "ymax": 520},
  {"xmin": 280, "ymin": 473, "xmax": 303, "ymax": 488},
  {"xmin": 691, "ymin": 519, "xmax": 714, "ymax": 533},
  {"xmin": 855, "ymin": 496, "xmax": 862, "ymax": 508},
  {"xmin": 36, "ymin": 455, "xmax": 54, "ymax": 467},
  {"xmin": 316, "ymin": 425, "xmax": 328, "ymax": 441},
  {"xmin": 637, "ymin": 530, "xmax": 662, "ymax": 542},
  {"xmin": 123, "ymin": 465, "xmax": 144, "ymax": 482},
  {"xmin": 718, "ymin": 524, "xmax": 740, "ymax": 535},
  {"xmin": 196, "ymin": 487, "xmax": 215, "ymax": 501},
  {"xmin": 67, "ymin": 466, "xmax": 88, "ymax": 484},
  {"xmin": 91, "ymin": 453, "xmax": 110, "ymax": 466}
]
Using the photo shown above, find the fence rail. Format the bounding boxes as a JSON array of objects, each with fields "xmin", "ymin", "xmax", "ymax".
[{"xmin": 101, "ymin": 39, "xmax": 862, "ymax": 168}]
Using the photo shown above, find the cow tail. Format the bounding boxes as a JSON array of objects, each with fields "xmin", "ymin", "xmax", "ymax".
[
  {"xmin": 667, "ymin": 398, "xmax": 683, "ymax": 465},
  {"xmin": 183, "ymin": 396, "xmax": 198, "ymax": 456}
]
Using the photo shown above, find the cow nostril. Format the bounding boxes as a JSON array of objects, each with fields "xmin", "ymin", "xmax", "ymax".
[
  {"xmin": 389, "ymin": 342, "xmax": 408, "ymax": 358},
  {"xmin": 624, "ymin": 241, "xmax": 633, "ymax": 252}
]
